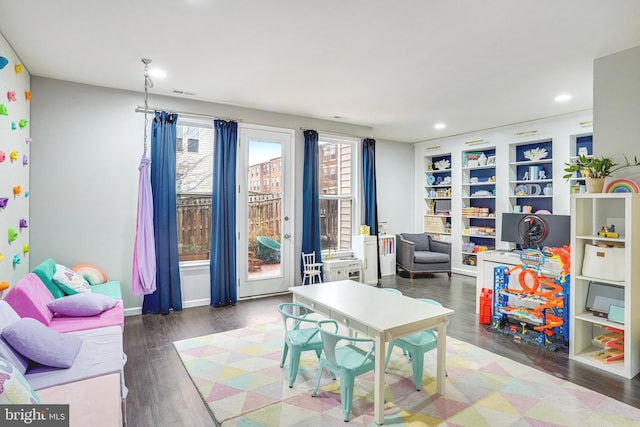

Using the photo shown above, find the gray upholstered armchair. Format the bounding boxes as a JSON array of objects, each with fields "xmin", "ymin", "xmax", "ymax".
[{"xmin": 396, "ymin": 233, "xmax": 451, "ymax": 279}]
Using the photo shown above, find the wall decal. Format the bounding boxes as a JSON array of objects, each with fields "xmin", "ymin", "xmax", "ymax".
[
  {"xmin": 1, "ymin": 33, "xmax": 30, "ymax": 283},
  {"xmin": 8, "ymin": 227, "xmax": 17, "ymax": 243},
  {"xmin": 0, "ymin": 282, "xmax": 8, "ymax": 292},
  {"xmin": 24, "ymin": 191, "xmax": 28, "ymax": 198},
  {"xmin": 0, "ymin": 253, "xmax": 4, "ymax": 261}
]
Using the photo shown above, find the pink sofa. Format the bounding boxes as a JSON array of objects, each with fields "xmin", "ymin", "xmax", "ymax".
[{"xmin": 3, "ymin": 273, "xmax": 124, "ymax": 333}]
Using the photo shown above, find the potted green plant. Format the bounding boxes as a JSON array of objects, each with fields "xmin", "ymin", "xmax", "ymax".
[{"xmin": 563, "ymin": 154, "xmax": 640, "ymax": 192}]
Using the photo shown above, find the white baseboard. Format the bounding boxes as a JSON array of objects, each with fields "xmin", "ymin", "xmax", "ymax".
[
  {"xmin": 124, "ymin": 298, "xmax": 211, "ymax": 317},
  {"xmin": 452, "ymin": 267, "xmax": 476, "ymax": 278}
]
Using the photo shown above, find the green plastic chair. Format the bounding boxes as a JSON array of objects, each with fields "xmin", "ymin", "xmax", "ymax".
[
  {"xmin": 384, "ymin": 298, "xmax": 442, "ymax": 391},
  {"xmin": 277, "ymin": 303, "xmax": 324, "ymax": 388},
  {"xmin": 312, "ymin": 320, "xmax": 376, "ymax": 422}
]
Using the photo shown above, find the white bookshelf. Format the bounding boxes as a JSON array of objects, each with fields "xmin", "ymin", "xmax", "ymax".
[{"xmin": 569, "ymin": 193, "xmax": 640, "ymax": 379}]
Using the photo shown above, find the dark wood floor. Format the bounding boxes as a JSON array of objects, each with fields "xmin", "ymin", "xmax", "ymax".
[{"xmin": 123, "ymin": 273, "xmax": 640, "ymax": 426}]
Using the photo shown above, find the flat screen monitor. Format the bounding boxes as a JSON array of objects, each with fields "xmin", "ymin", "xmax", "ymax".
[{"xmin": 501, "ymin": 213, "xmax": 571, "ymax": 250}]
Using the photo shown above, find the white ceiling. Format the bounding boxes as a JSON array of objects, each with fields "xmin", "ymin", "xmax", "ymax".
[{"xmin": 1, "ymin": 1, "xmax": 640, "ymax": 143}]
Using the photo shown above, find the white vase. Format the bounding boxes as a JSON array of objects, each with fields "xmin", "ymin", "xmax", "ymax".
[{"xmin": 478, "ymin": 152, "xmax": 487, "ymax": 166}]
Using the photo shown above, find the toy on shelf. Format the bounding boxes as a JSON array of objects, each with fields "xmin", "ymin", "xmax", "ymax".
[
  {"xmin": 490, "ymin": 246, "xmax": 571, "ymax": 350},
  {"xmin": 593, "ymin": 325, "xmax": 625, "ymax": 363},
  {"xmin": 598, "ymin": 225, "xmax": 619, "ymax": 238}
]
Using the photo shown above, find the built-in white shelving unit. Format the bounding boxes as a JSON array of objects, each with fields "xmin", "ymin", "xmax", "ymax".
[
  {"xmin": 423, "ymin": 152, "xmax": 452, "ymax": 242},
  {"xmin": 570, "ymin": 193, "xmax": 640, "ymax": 379},
  {"xmin": 460, "ymin": 147, "xmax": 497, "ymax": 271}
]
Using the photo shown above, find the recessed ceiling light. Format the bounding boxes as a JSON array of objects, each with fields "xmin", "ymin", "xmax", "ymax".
[
  {"xmin": 555, "ymin": 93, "xmax": 572, "ymax": 103},
  {"xmin": 150, "ymin": 69, "xmax": 166, "ymax": 79},
  {"xmin": 434, "ymin": 123, "xmax": 446, "ymax": 130}
]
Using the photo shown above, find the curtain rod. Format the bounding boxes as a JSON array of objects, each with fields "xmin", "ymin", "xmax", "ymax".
[
  {"xmin": 135, "ymin": 105, "xmax": 242, "ymax": 123},
  {"xmin": 299, "ymin": 127, "xmax": 373, "ymax": 140}
]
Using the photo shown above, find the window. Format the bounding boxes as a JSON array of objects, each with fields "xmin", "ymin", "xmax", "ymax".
[
  {"xmin": 186, "ymin": 126, "xmax": 199, "ymax": 153},
  {"xmin": 318, "ymin": 134, "xmax": 359, "ymax": 253},
  {"xmin": 175, "ymin": 120, "xmax": 214, "ymax": 262},
  {"xmin": 176, "ymin": 125, "xmax": 184, "ymax": 151}
]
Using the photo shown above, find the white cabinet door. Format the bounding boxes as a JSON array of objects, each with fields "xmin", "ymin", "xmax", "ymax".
[{"xmin": 353, "ymin": 235, "xmax": 378, "ymax": 285}]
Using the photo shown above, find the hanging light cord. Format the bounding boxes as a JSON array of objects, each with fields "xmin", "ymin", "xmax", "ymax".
[{"xmin": 142, "ymin": 58, "xmax": 154, "ymax": 157}]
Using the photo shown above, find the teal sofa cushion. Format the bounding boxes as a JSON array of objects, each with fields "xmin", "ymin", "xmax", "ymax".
[
  {"xmin": 90, "ymin": 281, "xmax": 122, "ymax": 300},
  {"xmin": 32, "ymin": 259, "xmax": 65, "ymax": 299}
]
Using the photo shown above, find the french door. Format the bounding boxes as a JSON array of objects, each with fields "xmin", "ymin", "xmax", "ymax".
[{"xmin": 236, "ymin": 124, "xmax": 294, "ymax": 298}]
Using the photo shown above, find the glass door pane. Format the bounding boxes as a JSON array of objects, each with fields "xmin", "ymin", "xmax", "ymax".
[{"xmin": 247, "ymin": 140, "xmax": 283, "ymax": 280}]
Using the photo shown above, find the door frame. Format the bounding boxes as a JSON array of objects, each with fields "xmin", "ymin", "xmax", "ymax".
[{"xmin": 236, "ymin": 123, "xmax": 295, "ymax": 298}]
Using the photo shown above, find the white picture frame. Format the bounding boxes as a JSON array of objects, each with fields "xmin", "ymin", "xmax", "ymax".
[{"xmin": 487, "ymin": 155, "xmax": 496, "ymax": 165}]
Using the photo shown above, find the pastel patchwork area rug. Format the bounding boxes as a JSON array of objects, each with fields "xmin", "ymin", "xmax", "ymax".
[{"xmin": 174, "ymin": 322, "xmax": 640, "ymax": 426}]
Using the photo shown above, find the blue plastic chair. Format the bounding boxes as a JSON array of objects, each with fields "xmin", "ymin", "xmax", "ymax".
[
  {"xmin": 312, "ymin": 320, "xmax": 376, "ymax": 422},
  {"xmin": 381, "ymin": 287, "xmax": 402, "ymax": 295},
  {"xmin": 384, "ymin": 298, "xmax": 442, "ymax": 391},
  {"xmin": 277, "ymin": 303, "xmax": 324, "ymax": 388}
]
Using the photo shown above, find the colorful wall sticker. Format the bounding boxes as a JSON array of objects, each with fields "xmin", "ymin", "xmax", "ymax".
[
  {"xmin": 19, "ymin": 219, "xmax": 27, "ymax": 229},
  {"xmin": 22, "ymin": 244, "xmax": 29, "ymax": 255},
  {"xmin": 12, "ymin": 254, "xmax": 20, "ymax": 266},
  {"xmin": 6, "ymin": 91, "xmax": 16, "ymax": 102},
  {"xmin": 12, "ymin": 186, "xmax": 20, "ymax": 197},
  {"xmin": 0, "ymin": 151, "xmax": 6, "ymax": 162},
  {"xmin": 18, "ymin": 119, "xmax": 27, "ymax": 129},
  {"xmin": 25, "ymin": 137, "xmax": 31, "ymax": 144},
  {"xmin": 8, "ymin": 227, "xmax": 17, "ymax": 243},
  {"xmin": 0, "ymin": 198, "xmax": 8, "ymax": 209},
  {"xmin": 9, "ymin": 151, "xmax": 18, "ymax": 162},
  {"xmin": 25, "ymin": 91, "xmax": 31, "ymax": 101},
  {"xmin": 22, "ymin": 155, "xmax": 28, "ymax": 166},
  {"xmin": 11, "ymin": 122, "xmax": 16, "ymax": 130},
  {"xmin": 0, "ymin": 282, "xmax": 9, "ymax": 292},
  {"xmin": 14, "ymin": 64, "xmax": 22, "ymax": 74},
  {"xmin": 0, "ymin": 56, "xmax": 8, "ymax": 69},
  {"xmin": 0, "ymin": 104, "xmax": 7, "ymax": 116}
]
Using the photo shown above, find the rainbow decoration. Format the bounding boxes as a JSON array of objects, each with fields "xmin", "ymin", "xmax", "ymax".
[{"xmin": 604, "ymin": 178, "xmax": 640, "ymax": 193}]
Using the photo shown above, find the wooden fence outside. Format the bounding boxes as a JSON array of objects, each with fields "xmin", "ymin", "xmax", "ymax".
[{"xmin": 177, "ymin": 193, "xmax": 281, "ymax": 261}]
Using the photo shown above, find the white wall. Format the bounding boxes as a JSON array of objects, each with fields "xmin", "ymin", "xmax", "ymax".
[
  {"xmin": 594, "ymin": 45, "xmax": 640, "ymax": 182},
  {"xmin": 374, "ymin": 139, "xmax": 414, "ymax": 235},
  {"xmin": 0, "ymin": 33, "xmax": 30, "ymax": 285},
  {"xmin": 30, "ymin": 77, "xmax": 411, "ymax": 312}
]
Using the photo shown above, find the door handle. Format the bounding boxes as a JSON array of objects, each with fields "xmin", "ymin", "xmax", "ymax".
[{"xmin": 284, "ymin": 234, "xmax": 291, "ymax": 239}]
